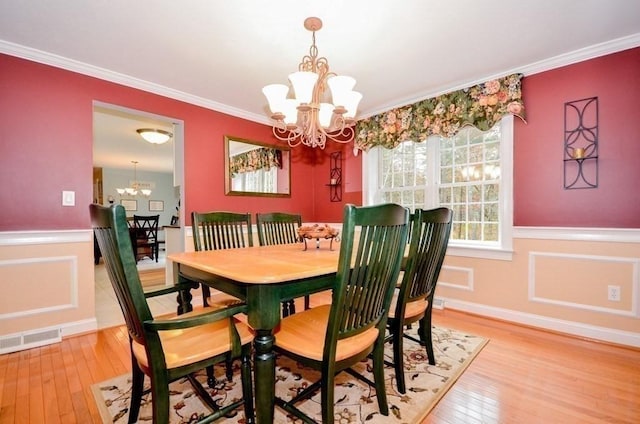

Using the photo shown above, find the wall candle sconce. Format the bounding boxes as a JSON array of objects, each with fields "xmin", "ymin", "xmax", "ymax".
[
  {"xmin": 563, "ymin": 97, "xmax": 598, "ymax": 189},
  {"xmin": 328, "ymin": 152, "xmax": 342, "ymax": 202}
]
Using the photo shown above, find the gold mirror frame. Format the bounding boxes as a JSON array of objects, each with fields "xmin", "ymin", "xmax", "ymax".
[{"xmin": 224, "ymin": 135, "xmax": 291, "ymax": 197}]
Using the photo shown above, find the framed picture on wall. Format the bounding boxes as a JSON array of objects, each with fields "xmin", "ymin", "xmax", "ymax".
[
  {"xmin": 149, "ymin": 200, "xmax": 164, "ymax": 211},
  {"xmin": 121, "ymin": 199, "xmax": 137, "ymax": 211}
]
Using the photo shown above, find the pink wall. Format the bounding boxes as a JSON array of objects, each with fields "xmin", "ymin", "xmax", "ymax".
[
  {"xmin": 514, "ymin": 47, "xmax": 640, "ymax": 228},
  {"xmin": 2, "ymin": 47, "xmax": 638, "ymax": 231},
  {"xmin": 310, "ymin": 143, "xmax": 363, "ymax": 223},
  {"xmin": 0, "ymin": 54, "xmax": 327, "ymax": 230}
]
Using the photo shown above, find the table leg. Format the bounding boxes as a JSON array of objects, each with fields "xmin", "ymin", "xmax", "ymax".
[{"xmin": 253, "ymin": 329, "xmax": 275, "ymax": 424}]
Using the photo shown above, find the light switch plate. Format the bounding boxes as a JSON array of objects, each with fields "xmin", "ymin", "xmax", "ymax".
[{"xmin": 62, "ymin": 190, "xmax": 75, "ymax": 206}]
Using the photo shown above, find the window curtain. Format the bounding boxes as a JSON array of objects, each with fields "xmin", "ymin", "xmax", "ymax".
[
  {"xmin": 355, "ymin": 73, "xmax": 526, "ymax": 152},
  {"xmin": 229, "ymin": 148, "xmax": 282, "ymax": 176}
]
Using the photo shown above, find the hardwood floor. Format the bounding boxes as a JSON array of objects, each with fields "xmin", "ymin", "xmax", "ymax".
[{"xmin": 1, "ymin": 308, "xmax": 638, "ymax": 423}]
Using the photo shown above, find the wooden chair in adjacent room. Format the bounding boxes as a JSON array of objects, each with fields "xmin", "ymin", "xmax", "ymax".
[
  {"xmin": 91, "ymin": 204, "xmax": 255, "ymax": 424},
  {"xmin": 386, "ymin": 207, "xmax": 452, "ymax": 394},
  {"xmin": 273, "ymin": 203, "xmax": 409, "ymax": 424},
  {"xmin": 255, "ymin": 212, "xmax": 304, "ymax": 316},
  {"xmin": 133, "ymin": 214, "xmax": 160, "ymax": 262}
]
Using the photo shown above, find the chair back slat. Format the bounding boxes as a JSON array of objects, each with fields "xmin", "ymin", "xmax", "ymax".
[
  {"xmin": 91, "ymin": 205, "xmax": 152, "ymax": 346},
  {"xmin": 192, "ymin": 211, "xmax": 253, "ymax": 251},
  {"xmin": 328, "ymin": 204, "xmax": 409, "ymax": 351},
  {"xmin": 398, "ymin": 207, "xmax": 453, "ymax": 316},
  {"xmin": 256, "ymin": 212, "xmax": 302, "ymax": 246}
]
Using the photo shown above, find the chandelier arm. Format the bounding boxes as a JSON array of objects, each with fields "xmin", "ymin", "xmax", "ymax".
[
  {"xmin": 272, "ymin": 125, "xmax": 303, "ymax": 148},
  {"xmin": 324, "ymin": 125, "xmax": 356, "ymax": 144}
]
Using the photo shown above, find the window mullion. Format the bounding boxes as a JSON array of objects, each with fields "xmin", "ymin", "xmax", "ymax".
[{"xmin": 424, "ymin": 137, "xmax": 439, "ymax": 209}]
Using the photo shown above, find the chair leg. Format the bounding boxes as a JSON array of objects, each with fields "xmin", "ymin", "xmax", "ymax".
[
  {"xmin": 418, "ymin": 313, "xmax": 435, "ymax": 365},
  {"xmin": 372, "ymin": 337, "xmax": 389, "ymax": 417},
  {"xmin": 225, "ymin": 354, "xmax": 233, "ymax": 382},
  {"xmin": 320, "ymin": 367, "xmax": 336, "ymax": 424},
  {"xmin": 392, "ymin": 324, "xmax": 407, "ymax": 394},
  {"xmin": 240, "ymin": 345, "xmax": 255, "ymax": 424},
  {"xmin": 151, "ymin": 375, "xmax": 170, "ymax": 424},
  {"xmin": 201, "ymin": 285, "xmax": 211, "ymax": 307},
  {"xmin": 128, "ymin": 350, "xmax": 144, "ymax": 423},
  {"xmin": 206, "ymin": 365, "xmax": 216, "ymax": 388}
]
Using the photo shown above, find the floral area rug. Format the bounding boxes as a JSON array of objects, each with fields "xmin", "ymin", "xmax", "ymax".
[{"xmin": 91, "ymin": 326, "xmax": 487, "ymax": 423}]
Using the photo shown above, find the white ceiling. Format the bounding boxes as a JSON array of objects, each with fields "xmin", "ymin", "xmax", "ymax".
[
  {"xmin": 92, "ymin": 106, "xmax": 175, "ymax": 172},
  {"xmin": 1, "ymin": 0, "xmax": 639, "ymax": 172}
]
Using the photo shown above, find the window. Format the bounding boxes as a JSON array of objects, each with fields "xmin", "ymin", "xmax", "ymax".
[{"xmin": 364, "ymin": 116, "xmax": 513, "ymax": 259}]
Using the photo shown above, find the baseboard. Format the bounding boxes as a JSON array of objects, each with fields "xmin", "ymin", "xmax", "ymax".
[
  {"xmin": 61, "ymin": 318, "xmax": 98, "ymax": 337},
  {"xmin": 443, "ymin": 298, "xmax": 640, "ymax": 348},
  {"xmin": 432, "ymin": 297, "xmax": 445, "ymax": 310}
]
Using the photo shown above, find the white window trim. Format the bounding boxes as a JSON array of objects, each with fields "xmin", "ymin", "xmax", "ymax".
[{"xmin": 362, "ymin": 115, "xmax": 514, "ymax": 261}]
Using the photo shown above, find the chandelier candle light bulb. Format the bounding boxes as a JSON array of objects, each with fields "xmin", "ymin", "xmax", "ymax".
[{"xmin": 262, "ymin": 17, "xmax": 362, "ymax": 149}]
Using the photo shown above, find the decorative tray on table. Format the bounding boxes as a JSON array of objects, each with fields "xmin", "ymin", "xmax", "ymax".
[{"xmin": 297, "ymin": 224, "xmax": 340, "ymax": 250}]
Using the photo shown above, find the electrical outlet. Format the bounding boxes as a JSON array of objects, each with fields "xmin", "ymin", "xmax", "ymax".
[{"xmin": 607, "ymin": 285, "xmax": 621, "ymax": 302}]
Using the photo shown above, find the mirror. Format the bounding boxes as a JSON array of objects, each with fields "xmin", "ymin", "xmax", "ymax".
[{"xmin": 224, "ymin": 135, "xmax": 291, "ymax": 197}]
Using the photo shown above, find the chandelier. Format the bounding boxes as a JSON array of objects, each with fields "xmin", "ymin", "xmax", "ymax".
[
  {"xmin": 116, "ymin": 161, "xmax": 152, "ymax": 197},
  {"xmin": 262, "ymin": 17, "xmax": 362, "ymax": 149},
  {"xmin": 136, "ymin": 128, "xmax": 172, "ymax": 144}
]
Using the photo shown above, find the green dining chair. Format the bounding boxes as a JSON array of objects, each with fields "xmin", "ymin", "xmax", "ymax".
[
  {"xmin": 91, "ymin": 204, "xmax": 255, "ymax": 424},
  {"xmin": 273, "ymin": 203, "xmax": 409, "ymax": 424},
  {"xmin": 190, "ymin": 211, "xmax": 253, "ymax": 385},
  {"xmin": 255, "ymin": 212, "xmax": 304, "ymax": 316},
  {"xmin": 256, "ymin": 212, "xmax": 302, "ymax": 246},
  {"xmin": 191, "ymin": 211, "xmax": 253, "ymax": 308},
  {"xmin": 386, "ymin": 207, "xmax": 452, "ymax": 393}
]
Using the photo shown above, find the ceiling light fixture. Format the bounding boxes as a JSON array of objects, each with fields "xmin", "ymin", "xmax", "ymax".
[
  {"xmin": 136, "ymin": 128, "xmax": 173, "ymax": 144},
  {"xmin": 116, "ymin": 161, "xmax": 152, "ymax": 197},
  {"xmin": 262, "ymin": 17, "xmax": 362, "ymax": 149}
]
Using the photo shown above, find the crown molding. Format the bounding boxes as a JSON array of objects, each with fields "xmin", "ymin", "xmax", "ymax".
[
  {"xmin": 2, "ymin": 33, "xmax": 639, "ymax": 123},
  {"xmin": 362, "ymin": 33, "xmax": 640, "ymax": 119},
  {"xmin": 0, "ymin": 40, "xmax": 269, "ymax": 125}
]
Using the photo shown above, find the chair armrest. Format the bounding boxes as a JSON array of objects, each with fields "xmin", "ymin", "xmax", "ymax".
[
  {"xmin": 143, "ymin": 281, "xmax": 198, "ymax": 298},
  {"xmin": 144, "ymin": 303, "xmax": 248, "ymax": 331}
]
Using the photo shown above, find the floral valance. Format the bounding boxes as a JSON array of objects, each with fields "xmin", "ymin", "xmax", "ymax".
[
  {"xmin": 355, "ymin": 73, "xmax": 526, "ymax": 151},
  {"xmin": 229, "ymin": 147, "xmax": 282, "ymax": 176}
]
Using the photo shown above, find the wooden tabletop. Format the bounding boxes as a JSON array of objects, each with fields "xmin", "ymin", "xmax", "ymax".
[{"xmin": 168, "ymin": 243, "xmax": 340, "ymax": 284}]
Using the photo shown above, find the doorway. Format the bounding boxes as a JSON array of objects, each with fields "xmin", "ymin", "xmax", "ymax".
[{"xmin": 92, "ymin": 102, "xmax": 185, "ymax": 328}]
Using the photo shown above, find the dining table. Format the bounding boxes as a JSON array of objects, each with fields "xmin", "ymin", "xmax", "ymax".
[{"xmin": 168, "ymin": 242, "xmax": 340, "ymax": 424}]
